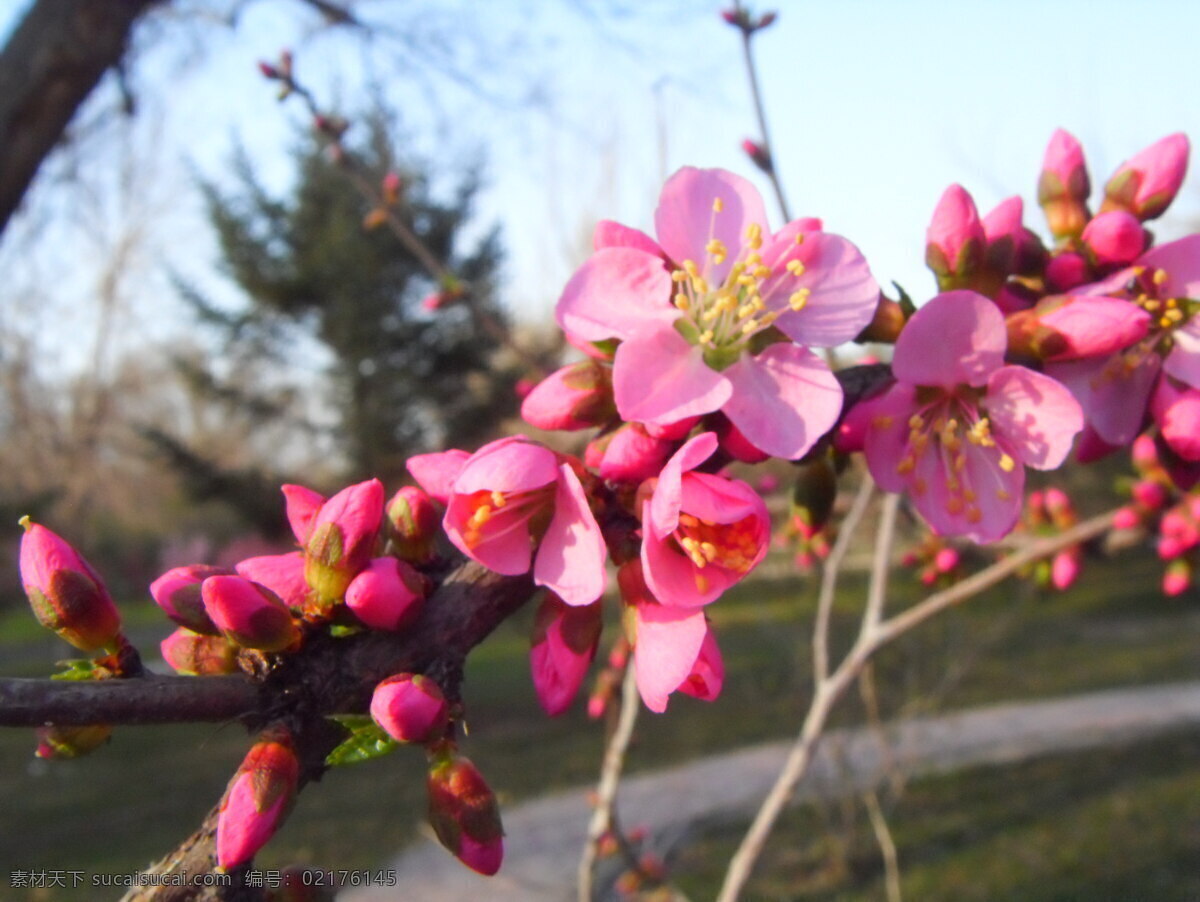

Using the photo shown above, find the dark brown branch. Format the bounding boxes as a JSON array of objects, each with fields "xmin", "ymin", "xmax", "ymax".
[{"xmin": 0, "ymin": 0, "xmax": 163, "ymax": 235}]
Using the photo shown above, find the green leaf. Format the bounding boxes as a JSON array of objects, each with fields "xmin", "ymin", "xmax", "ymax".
[
  {"xmin": 325, "ymin": 718, "xmax": 397, "ymax": 767},
  {"xmin": 51, "ymin": 659, "xmax": 102, "ymax": 681}
]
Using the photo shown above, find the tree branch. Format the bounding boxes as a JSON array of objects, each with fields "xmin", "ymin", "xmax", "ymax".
[{"xmin": 0, "ymin": 0, "xmax": 164, "ymax": 235}]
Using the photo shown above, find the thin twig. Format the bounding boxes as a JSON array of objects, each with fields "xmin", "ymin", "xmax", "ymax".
[
  {"xmin": 732, "ymin": 2, "xmax": 790, "ymax": 221},
  {"xmin": 578, "ymin": 660, "xmax": 641, "ymax": 902},
  {"xmin": 716, "ymin": 507, "xmax": 1120, "ymax": 902},
  {"xmin": 864, "ymin": 493, "xmax": 901, "ymax": 628},
  {"xmin": 814, "ymin": 473, "xmax": 876, "ymax": 682},
  {"xmin": 863, "ymin": 788, "xmax": 903, "ymax": 902}
]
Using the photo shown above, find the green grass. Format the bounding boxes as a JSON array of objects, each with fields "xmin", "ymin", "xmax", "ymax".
[{"xmin": 0, "ymin": 549, "xmax": 1197, "ymax": 899}]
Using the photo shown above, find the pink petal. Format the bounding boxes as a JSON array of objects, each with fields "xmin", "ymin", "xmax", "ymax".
[
  {"xmin": 860, "ymin": 383, "xmax": 920, "ymax": 494},
  {"xmin": 982, "ymin": 196, "xmax": 1024, "ymax": 243},
  {"xmin": 632, "ymin": 601, "xmax": 708, "ymax": 713},
  {"xmin": 893, "ymin": 291, "xmax": 1005, "ymax": 388},
  {"xmin": 762, "ymin": 232, "xmax": 880, "ymax": 348},
  {"xmin": 555, "ymin": 247, "xmax": 676, "ymax": 342},
  {"xmin": 985, "ymin": 366, "xmax": 1083, "ymax": 470},
  {"xmin": 1152, "ymin": 380, "xmax": 1200, "ymax": 461},
  {"xmin": 654, "ymin": 167, "xmax": 768, "ymax": 284},
  {"xmin": 534, "ymin": 464, "xmax": 608, "ymax": 606},
  {"xmin": 648, "ymin": 432, "xmax": 718, "ymax": 540},
  {"xmin": 281, "ymin": 484, "xmax": 324, "ymax": 544},
  {"xmin": 612, "ymin": 324, "xmax": 732, "ymax": 426},
  {"xmin": 910, "ymin": 434, "xmax": 1023, "ymax": 544},
  {"xmin": 444, "ymin": 495, "xmax": 534, "ymax": 575},
  {"xmin": 453, "ymin": 437, "xmax": 559, "ymax": 494},
  {"xmin": 680, "ymin": 471, "xmax": 768, "ymax": 529},
  {"xmin": 1164, "ymin": 320, "xmax": 1200, "ymax": 389},
  {"xmin": 593, "ymin": 220, "xmax": 663, "ymax": 256},
  {"xmin": 1040, "ymin": 296, "xmax": 1151, "ymax": 361},
  {"xmin": 1047, "ymin": 354, "xmax": 1158, "ymax": 446},
  {"xmin": 1140, "ymin": 234, "xmax": 1200, "ymax": 298},
  {"xmin": 407, "ymin": 449, "xmax": 471, "ymax": 503},
  {"xmin": 677, "ymin": 624, "xmax": 724, "ymax": 702},
  {"xmin": 641, "ymin": 517, "xmax": 740, "ymax": 608},
  {"xmin": 722, "ymin": 344, "xmax": 843, "ymax": 460}
]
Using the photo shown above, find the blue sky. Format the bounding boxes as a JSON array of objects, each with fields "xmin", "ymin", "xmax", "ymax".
[{"xmin": 3, "ymin": 0, "xmax": 1200, "ymax": 360}]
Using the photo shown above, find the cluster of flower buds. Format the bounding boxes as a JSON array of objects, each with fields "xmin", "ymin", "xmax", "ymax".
[
  {"xmin": 363, "ymin": 171, "xmax": 405, "ymax": 231},
  {"xmin": 901, "ymin": 534, "xmax": 962, "ymax": 588},
  {"xmin": 1018, "ymin": 488, "xmax": 1083, "ymax": 591},
  {"xmin": 720, "ymin": 6, "xmax": 777, "ymax": 34}
]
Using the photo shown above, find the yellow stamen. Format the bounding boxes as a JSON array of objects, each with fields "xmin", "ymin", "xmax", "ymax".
[
  {"xmin": 712, "ymin": 197, "xmax": 725, "ymax": 213},
  {"xmin": 786, "ymin": 259, "xmax": 805, "ymax": 276},
  {"xmin": 999, "ymin": 453, "xmax": 1016, "ymax": 472}
]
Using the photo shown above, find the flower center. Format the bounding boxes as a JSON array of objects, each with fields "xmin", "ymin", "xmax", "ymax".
[
  {"xmin": 668, "ymin": 197, "xmax": 810, "ymax": 370},
  {"xmin": 460, "ymin": 488, "xmax": 552, "ymax": 549},
  {"xmin": 673, "ymin": 511, "xmax": 760, "ymax": 575},
  {"xmin": 1131, "ymin": 265, "xmax": 1200, "ymax": 348}
]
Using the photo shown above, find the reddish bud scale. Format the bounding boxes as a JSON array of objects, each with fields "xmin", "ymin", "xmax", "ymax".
[
  {"xmin": 19, "ymin": 520, "xmax": 122, "ymax": 653},
  {"xmin": 427, "ymin": 754, "xmax": 504, "ymax": 876}
]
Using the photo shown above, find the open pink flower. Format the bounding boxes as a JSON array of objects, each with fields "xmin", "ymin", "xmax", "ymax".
[
  {"xmin": 862, "ymin": 291, "xmax": 1082, "ymax": 542},
  {"xmin": 640, "ymin": 432, "xmax": 769, "ymax": 607},
  {"xmin": 529, "ymin": 594, "xmax": 602, "ymax": 716},
  {"xmin": 556, "ymin": 167, "xmax": 878, "ymax": 459},
  {"xmin": 415, "ymin": 436, "xmax": 607, "ymax": 606},
  {"xmin": 1046, "ymin": 234, "xmax": 1200, "ymax": 448}
]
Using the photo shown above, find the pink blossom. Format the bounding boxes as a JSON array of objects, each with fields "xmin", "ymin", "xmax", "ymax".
[
  {"xmin": 1151, "ymin": 379, "xmax": 1200, "ymax": 461},
  {"xmin": 406, "ymin": 449, "xmax": 471, "ymax": 503},
  {"xmin": 925, "ymin": 184, "xmax": 985, "ymax": 289},
  {"xmin": 556, "ymin": 167, "xmax": 878, "ymax": 459},
  {"xmin": 370, "ymin": 673, "xmax": 449, "ymax": 743},
  {"xmin": 640, "ymin": 433, "xmax": 769, "ymax": 607},
  {"xmin": 862, "ymin": 291, "xmax": 1083, "ymax": 543},
  {"xmin": 676, "ymin": 625, "xmax": 724, "ymax": 702},
  {"xmin": 1102, "ymin": 133, "xmax": 1190, "ymax": 221},
  {"xmin": 345, "ymin": 557, "xmax": 426, "ymax": 631},
  {"xmin": 303, "ymin": 479, "xmax": 384, "ymax": 603},
  {"xmin": 217, "ymin": 730, "xmax": 299, "ymax": 870},
  {"xmin": 529, "ymin": 594, "xmax": 602, "ymax": 716},
  {"xmin": 520, "ymin": 360, "xmax": 614, "ymax": 431},
  {"xmin": 423, "ymin": 436, "xmax": 607, "ymax": 606}
]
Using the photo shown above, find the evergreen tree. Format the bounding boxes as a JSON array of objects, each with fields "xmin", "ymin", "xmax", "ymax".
[{"xmin": 188, "ymin": 107, "xmax": 514, "ymax": 490}]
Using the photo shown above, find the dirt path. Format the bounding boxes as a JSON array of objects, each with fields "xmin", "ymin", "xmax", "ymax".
[{"xmin": 344, "ymin": 680, "xmax": 1200, "ymax": 901}]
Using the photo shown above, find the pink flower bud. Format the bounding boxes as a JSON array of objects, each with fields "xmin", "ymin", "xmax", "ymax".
[
  {"xmin": 1132, "ymin": 480, "xmax": 1168, "ymax": 510},
  {"xmin": 1152, "ymin": 379, "xmax": 1200, "ymax": 462},
  {"xmin": 19, "ymin": 519, "xmax": 122, "ymax": 652},
  {"xmin": 925, "ymin": 184, "xmax": 985, "ymax": 289},
  {"xmin": 1162, "ymin": 558, "xmax": 1192, "ymax": 597},
  {"xmin": 370, "ymin": 673, "xmax": 449, "ymax": 743},
  {"xmin": 304, "ymin": 479, "xmax": 384, "ymax": 604},
  {"xmin": 514, "ymin": 377, "xmax": 537, "ymax": 400},
  {"xmin": 741, "ymin": 138, "xmax": 772, "ymax": 173},
  {"xmin": 257, "ymin": 61, "xmax": 280, "ymax": 79},
  {"xmin": 202, "ymin": 575, "xmax": 300, "ymax": 652},
  {"xmin": 520, "ymin": 360, "xmax": 615, "ymax": 431},
  {"xmin": 386, "ymin": 486, "xmax": 441, "ymax": 564},
  {"xmin": 281, "ymin": 484, "xmax": 325, "ymax": 544},
  {"xmin": 150, "ymin": 564, "xmax": 228, "ymax": 635},
  {"xmin": 1045, "ymin": 251, "xmax": 1091, "ymax": 293},
  {"xmin": 530, "ymin": 595, "xmax": 602, "ymax": 716},
  {"xmin": 235, "ymin": 552, "xmax": 310, "ymax": 610},
  {"xmin": 217, "ymin": 729, "xmax": 299, "ymax": 870},
  {"xmin": 1102, "ymin": 133, "xmax": 1190, "ymax": 221},
  {"xmin": 1051, "ymin": 549, "xmax": 1081, "ymax": 591},
  {"xmin": 427, "ymin": 754, "xmax": 504, "ymax": 876},
  {"xmin": 1042, "ymin": 487, "xmax": 1073, "ymax": 519},
  {"xmin": 1112, "ymin": 506, "xmax": 1142, "ymax": 530},
  {"xmin": 161, "ymin": 628, "xmax": 239, "ymax": 675},
  {"xmin": 1038, "ymin": 129, "xmax": 1091, "ymax": 239},
  {"xmin": 345, "ymin": 557, "xmax": 426, "ymax": 631},
  {"xmin": 381, "ymin": 171, "xmax": 403, "ymax": 205},
  {"xmin": 35, "ymin": 724, "xmax": 112, "ymax": 759},
  {"xmin": 585, "ymin": 422, "xmax": 674, "ymax": 484},
  {"xmin": 1081, "ymin": 210, "xmax": 1146, "ymax": 267},
  {"xmin": 933, "ymin": 547, "xmax": 960, "ymax": 573}
]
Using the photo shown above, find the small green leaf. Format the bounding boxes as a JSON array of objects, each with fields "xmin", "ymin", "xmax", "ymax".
[
  {"xmin": 51, "ymin": 659, "xmax": 102, "ymax": 681},
  {"xmin": 325, "ymin": 718, "xmax": 397, "ymax": 767}
]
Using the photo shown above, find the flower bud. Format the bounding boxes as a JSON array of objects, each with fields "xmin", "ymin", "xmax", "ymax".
[
  {"xmin": 282, "ymin": 484, "xmax": 325, "ymax": 544},
  {"xmin": 345, "ymin": 557, "xmax": 426, "ymax": 631},
  {"xmin": 202, "ymin": 575, "xmax": 300, "ymax": 652},
  {"xmin": 19, "ymin": 519, "xmax": 122, "ymax": 652},
  {"xmin": 150, "ymin": 564, "xmax": 228, "ymax": 635},
  {"xmin": 530, "ymin": 595, "xmax": 602, "ymax": 716},
  {"xmin": 235, "ymin": 552, "xmax": 310, "ymax": 610},
  {"xmin": 1081, "ymin": 210, "xmax": 1146, "ymax": 267},
  {"xmin": 933, "ymin": 547, "xmax": 960, "ymax": 574},
  {"xmin": 427, "ymin": 754, "xmax": 504, "ymax": 876},
  {"xmin": 1102, "ymin": 133, "xmax": 1190, "ymax": 221},
  {"xmin": 216, "ymin": 729, "xmax": 299, "ymax": 870},
  {"xmin": 370, "ymin": 673, "xmax": 449, "ymax": 743},
  {"xmin": 520, "ymin": 360, "xmax": 615, "ymax": 431},
  {"xmin": 741, "ymin": 138, "xmax": 772, "ymax": 173},
  {"xmin": 1038, "ymin": 129, "xmax": 1091, "ymax": 240},
  {"xmin": 1051, "ymin": 549, "xmax": 1081, "ymax": 591},
  {"xmin": 925, "ymin": 184, "xmax": 985, "ymax": 290},
  {"xmin": 981, "ymin": 196, "xmax": 1046, "ymax": 280},
  {"xmin": 304, "ymin": 479, "xmax": 384, "ymax": 604},
  {"xmin": 384, "ymin": 486, "xmax": 439, "ymax": 565},
  {"xmin": 585, "ymin": 422, "xmax": 674, "ymax": 484},
  {"xmin": 1044, "ymin": 251, "xmax": 1090, "ymax": 293},
  {"xmin": 36, "ymin": 724, "xmax": 112, "ymax": 759},
  {"xmin": 160, "ymin": 628, "xmax": 239, "ymax": 675},
  {"xmin": 1162, "ymin": 557, "xmax": 1192, "ymax": 597},
  {"xmin": 1132, "ymin": 479, "xmax": 1168, "ymax": 511}
]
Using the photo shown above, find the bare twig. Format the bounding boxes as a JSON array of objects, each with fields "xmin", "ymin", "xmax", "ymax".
[
  {"xmin": 732, "ymin": 3, "xmax": 790, "ymax": 221},
  {"xmin": 578, "ymin": 660, "xmax": 641, "ymax": 902},
  {"xmin": 813, "ymin": 474, "xmax": 876, "ymax": 682},
  {"xmin": 863, "ymin": 789, "xmax": 903, "ymax": 902},
  {"xmin": 716, "ymin": 507, "xmax": 1120, "ymax": 901}
]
